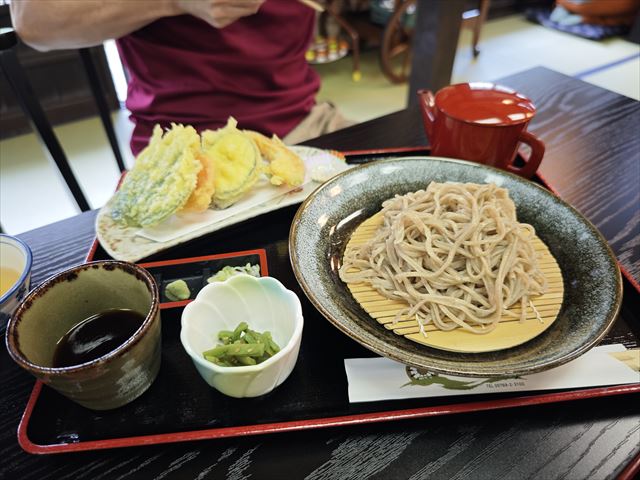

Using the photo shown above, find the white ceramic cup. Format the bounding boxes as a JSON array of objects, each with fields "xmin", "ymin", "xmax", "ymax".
[{"xmin": 0, "ymin": 234, "xmax": 32, "ymax": 328}]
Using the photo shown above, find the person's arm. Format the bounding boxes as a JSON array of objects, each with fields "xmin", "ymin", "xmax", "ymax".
[
  {"xmin": 10, "ymin": 1, "xmax": 179, "ymax": 51},
  {"xmin": 10, "ymin": 0, "xmax": 265, "ymax": 52}
]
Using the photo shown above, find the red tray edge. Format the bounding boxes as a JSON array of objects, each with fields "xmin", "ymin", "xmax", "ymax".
[
  {"xmin": 341, "ymin": 146, "xmax": 430, "ymax": 156},
  {"xmin": 17, "ymin": 380, "xmax": 640, "ymax": 455},
  {"xmin": 618, "ymin": 448, "xmax": 640, "ymax": 480}
]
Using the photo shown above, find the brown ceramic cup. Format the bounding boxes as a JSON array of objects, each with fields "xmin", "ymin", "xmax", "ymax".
[
  {"xmin": 5, "ymin": 260, "xmax": 161, "ymax": 410},
  {"xmin": 417, "ymin": 82, "xmax": 545, "ymax": 178}
]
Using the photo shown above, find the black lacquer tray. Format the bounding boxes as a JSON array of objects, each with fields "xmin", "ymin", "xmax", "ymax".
[{"xmin": 18, "ymin": 149, "xmax": 640, "ymax": 454}]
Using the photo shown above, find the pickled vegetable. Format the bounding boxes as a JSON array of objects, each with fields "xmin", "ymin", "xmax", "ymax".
[
  {"xmin": 206, "ymin": 263, "xmax": 260, "ymax": 283},
  {"xmin": 203, "ymin": 322, "xmax": 280, "ymax": 367}
]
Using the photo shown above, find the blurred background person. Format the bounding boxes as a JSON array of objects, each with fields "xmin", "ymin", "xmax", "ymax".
[{"xmin": 11, "ymin": 0, "xmax": 353, "ymax": 155}]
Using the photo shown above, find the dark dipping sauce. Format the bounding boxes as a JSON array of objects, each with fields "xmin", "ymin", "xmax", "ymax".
[{"xmin": 52, "ymin": 308, "xmax": 146, "ymax": 368}]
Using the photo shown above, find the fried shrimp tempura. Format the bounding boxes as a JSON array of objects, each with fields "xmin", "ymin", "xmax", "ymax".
[{"xmin": 244, "ymin": 130, "xmax": 305, "ymax": 187}]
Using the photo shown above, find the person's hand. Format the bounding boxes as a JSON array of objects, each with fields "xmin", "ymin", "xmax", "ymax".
[{"xmin": 175, "ymin": 0, "xmax": 266, "ymax": 29}]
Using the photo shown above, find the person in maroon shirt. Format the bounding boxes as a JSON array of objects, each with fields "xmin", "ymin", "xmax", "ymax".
[{"xmin": 11, "ymin": 0, "xmax": 352, "ymax": 155}]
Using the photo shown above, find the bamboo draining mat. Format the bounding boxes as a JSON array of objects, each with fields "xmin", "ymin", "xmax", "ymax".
[{"xmin": 343, "ymin": 213, "xmax": 564, "ymax": 353}]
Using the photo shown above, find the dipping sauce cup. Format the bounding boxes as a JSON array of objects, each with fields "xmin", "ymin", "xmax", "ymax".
[
  {"xmin": 418, "ymin": 82, "xmax": 545, "ymax": 178},
  {"xmin": 5, "ymin": 260, "xmax": 161, "ymax": 410}
]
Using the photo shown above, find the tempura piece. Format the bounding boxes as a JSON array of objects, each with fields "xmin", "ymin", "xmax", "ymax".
[
  {"xmin": 202, "ymin": 118, "xmax": 261, "ymax": 209},
  {"xmin": 181, "ymin": 152, "xmax": 216, "ymax": 212},
  {"xmin": 111, "ymin": 124, "xmax": 202, "ymax": 227},
  {"xmin": 244, "ymin": 130, "xmax": 305, "ymax": 187}
]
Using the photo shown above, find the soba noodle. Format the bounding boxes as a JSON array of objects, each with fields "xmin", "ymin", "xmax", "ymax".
[{"xmin": 339, "ymin": 182, "xmax": 547, "ymax": 335}]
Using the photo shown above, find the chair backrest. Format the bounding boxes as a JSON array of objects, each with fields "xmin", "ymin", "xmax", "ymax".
[
  {"xmin": 0, "ymin": 27, "xmax": 127, "ymax": 213},
  {"xmin": 0, "ymin": 27, "xmax": 91, "ymax": 211},
  {"xmin": 78, "ymin": 47, "xmax": 127, "ymax": 173}
]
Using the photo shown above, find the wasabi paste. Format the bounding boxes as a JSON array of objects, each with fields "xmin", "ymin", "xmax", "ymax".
[{"xmin": 165, "ymin": 279, "xmax": 190, "ymax": 301}]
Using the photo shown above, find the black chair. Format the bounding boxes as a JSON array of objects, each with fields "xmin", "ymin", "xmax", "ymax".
[
  {"xmin": 0, "ymin": 27, "xmax": 126, "ymax": 213},
  {"xmin": 78, "ymin": 47, "xmax": 126, "ymax": 173}
]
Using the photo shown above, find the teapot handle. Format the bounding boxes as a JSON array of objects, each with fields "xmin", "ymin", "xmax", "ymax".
[{"xmin": 507, "ymin": 130, "xmax": 545, "ymax": 178}]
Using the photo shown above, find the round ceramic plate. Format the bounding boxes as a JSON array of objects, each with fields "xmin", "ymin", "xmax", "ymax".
[{"xmin": 289, "ymin": 157, "xmax": 622, "ymax": 377}]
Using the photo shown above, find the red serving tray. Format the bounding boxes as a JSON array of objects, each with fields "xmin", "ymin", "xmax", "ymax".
[{"xmin": 16, "ymin": 147, "xmax": 640, "ymax": 472}]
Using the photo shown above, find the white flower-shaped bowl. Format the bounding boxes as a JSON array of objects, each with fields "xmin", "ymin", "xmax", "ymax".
[{"xmin": 180, "ymin": 274, "xmax": 303, "ymax": 398}]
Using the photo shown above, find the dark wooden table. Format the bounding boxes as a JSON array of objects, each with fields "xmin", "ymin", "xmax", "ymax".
[{"xmin": 2, "ymin": 67, "xmax": 639, "ymax": 479}]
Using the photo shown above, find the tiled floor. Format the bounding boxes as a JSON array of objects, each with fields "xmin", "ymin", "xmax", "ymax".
[{"xmin": 1, "ymin": 14, "xmax": 638, "ymax": 234}]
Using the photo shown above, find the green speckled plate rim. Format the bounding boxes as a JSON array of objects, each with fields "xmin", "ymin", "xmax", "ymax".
[{"xmin": 288, "ymin": 156, "xmax": 623, "ymax": 377}]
